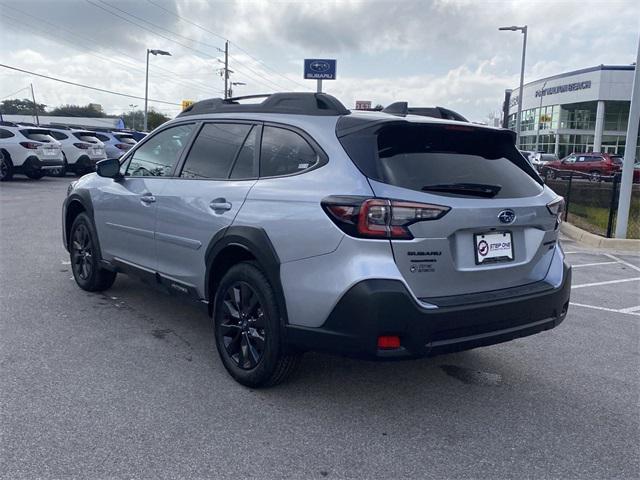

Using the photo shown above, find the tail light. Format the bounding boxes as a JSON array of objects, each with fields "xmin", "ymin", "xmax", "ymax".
[
  {"xmin": 115, "ymin": 143, "xmax": 131, "ymax": 150},
  {"xmin": 547, "ymin": 197, "xmax": 565, "ymax": 226},
  {"xmin": 74, "ymin": 143, "xmax": 91, "ymax": 149},
  {"xmin": 19, "ymin": 141, "xmax": 40, "ymax": 149},
  {"xmin": 322, "ymin": 196, "xmax": 450, "ymax": 240}
]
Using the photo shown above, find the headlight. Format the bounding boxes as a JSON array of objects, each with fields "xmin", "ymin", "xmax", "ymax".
[
  {"xmin": 67, "ymin": 181, "xmax": 78, "ymax": 197},
  {"xmin": 547, "ymin": 197, "xmax": 565, "ymax": 226}
]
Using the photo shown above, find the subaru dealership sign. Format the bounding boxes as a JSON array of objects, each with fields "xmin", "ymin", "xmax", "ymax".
[{"xmin": 304, "ymin": 59, "xmax": 337, "ymax": 80}]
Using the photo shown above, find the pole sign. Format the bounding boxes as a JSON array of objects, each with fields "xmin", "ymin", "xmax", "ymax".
[{"xmin": 304, "ymin": 59, "xmax": 337, "ymax": 80}]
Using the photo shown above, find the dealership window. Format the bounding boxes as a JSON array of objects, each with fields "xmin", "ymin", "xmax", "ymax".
[{"xmin": 604, "ymin": 101, "xmax": 630, "ymax": 131}]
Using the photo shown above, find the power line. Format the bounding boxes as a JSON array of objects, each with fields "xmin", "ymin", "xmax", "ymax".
[
  {"xmin": 0, "ymin": 9, "xmax": 221, "ymax": 97},
  {"xmin": 1, "ymin": 86, "xmax": 31, "ymax": 101},
  {"xmin": 145, "ymin": 0, "xmax": 310, "ymax": 91},
  {"xmin": 0, "ymin": 64, "xmax": 181, "ymax": 106}
]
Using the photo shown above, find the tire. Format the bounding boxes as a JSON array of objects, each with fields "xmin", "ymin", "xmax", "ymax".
[
  {"xmin": 69, "ymin": 213, "xmax": 117, "ymax": 292},
  {"xmin": 589, "ymin": 170, "xmax": 601, "ymax": 182},
  {"xmin": 213, "ymin": 261, "xmax": 301, "ymax": 388},
  {"xmin": 25, "ymin": 169, "xmax": 45, "ymax": 180},
  {"xmin": 547, "ymin": 169, "xmax": 556, "ymax": 180},
  {"xmin": 0, "ymin": 152, "xmax": 13, "ymax": 181}
]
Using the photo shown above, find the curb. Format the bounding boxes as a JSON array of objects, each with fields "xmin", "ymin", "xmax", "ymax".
[{"xmin": 561, "ymin": 222, "xmax": 640, "ymax": 251}]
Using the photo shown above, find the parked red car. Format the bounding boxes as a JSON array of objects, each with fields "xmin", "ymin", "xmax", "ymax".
[{"xmin": 543, "ymin": 152, "xmax": 623, "ymax": 181}]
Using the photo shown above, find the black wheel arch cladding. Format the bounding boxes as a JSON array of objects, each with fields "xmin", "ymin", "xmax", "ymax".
[{"xmin": 205, "ymin": 226, "xmax": 288, "ymax": 324}]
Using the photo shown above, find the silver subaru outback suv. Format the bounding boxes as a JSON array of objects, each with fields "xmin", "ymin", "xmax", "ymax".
[{"xmin": 63, "ymin": 93, "xmax": 571, "ymax": 387}]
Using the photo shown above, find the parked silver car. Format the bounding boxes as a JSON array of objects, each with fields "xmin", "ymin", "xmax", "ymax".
[{"xmin": 62, "ymin": 93, "xmax": 571, "ymax": 387}]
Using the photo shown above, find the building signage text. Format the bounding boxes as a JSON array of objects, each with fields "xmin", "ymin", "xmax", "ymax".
[{"xmin": 535, "ymin": 80, "xmax": 592, "ymax": 98}]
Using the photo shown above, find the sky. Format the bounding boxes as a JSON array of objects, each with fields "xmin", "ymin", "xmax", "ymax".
[{"xmin": 0, "ymin": 0, "xmax": 638, "ymax": 123}]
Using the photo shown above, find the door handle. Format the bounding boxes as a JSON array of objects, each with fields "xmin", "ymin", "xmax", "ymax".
[
  {"xmin": 209, "ymin": 198, "xmax": 232, "ymax": 212},
  {"xmin": 140, "ymin": 195, "xmax": 156, "ymax": 204}
]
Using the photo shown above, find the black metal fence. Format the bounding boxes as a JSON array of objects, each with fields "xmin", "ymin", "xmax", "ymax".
[{"xmin": 542, "ymin": 168, "xmax": 640, "ymax": 239}]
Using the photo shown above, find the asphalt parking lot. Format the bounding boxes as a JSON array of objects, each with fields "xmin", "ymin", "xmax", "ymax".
[{"xmin": 1, "ymin": 176, "xmax": 638, "ymax": 479}]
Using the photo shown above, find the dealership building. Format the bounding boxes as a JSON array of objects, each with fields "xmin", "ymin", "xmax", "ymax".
[{"xmin": 506, "ymin": 64, "xmax": 638, "ymax": 159}]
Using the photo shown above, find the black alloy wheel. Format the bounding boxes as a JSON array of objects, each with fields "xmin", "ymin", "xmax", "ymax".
[
  {"xmin": 219, "ymin": 281, "xmax": 266, "ymax": 370},
  {"xmin": 71, "ymin": 223, "xmax": 93, "ymax": 281}
]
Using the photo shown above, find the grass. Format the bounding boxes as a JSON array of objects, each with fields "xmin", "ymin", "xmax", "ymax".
[{"xmin": 567, "ymin": 200, "xmax": 640, "ymax": 239}]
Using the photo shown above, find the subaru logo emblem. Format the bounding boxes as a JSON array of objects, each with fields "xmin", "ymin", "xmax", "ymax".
[
  {"xmin": 310, "ymin": 61, "xmax": 330, "ymax": 72},
  {"xmin": 498, "ymin": 209, "xmax": 516, "ymax": 224}
]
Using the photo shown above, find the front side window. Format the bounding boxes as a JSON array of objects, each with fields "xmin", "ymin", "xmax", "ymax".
[
  {"xmin": 126, "ymin": 124, "xmax": 195, "ymax": 177},
  {"xmin": 260, "ymin": 126, "xmax": 319, "ymax": 177},
  {"xmin": 180, "ymin": 123, "xmax": 252, "ymax": 179}
]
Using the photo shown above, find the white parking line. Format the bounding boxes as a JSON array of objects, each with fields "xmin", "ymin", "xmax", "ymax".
[
  {"xmin": 571, "ymin": 261, "xmax": 618, "ymax": 268},
  {"xmin": 570, "ymin": 302, "xmax": 640, "ymax": 316},
  {"xmin": 572, "ymin": 277, "xmax": 640, "ymax": 289},
  {"xmin": 604, "ymin": 253, "xmax": 640, "ymax": 273},
  {"xmin": 618, "ymin": 305, "xmax": 640, "ymax": 314}
]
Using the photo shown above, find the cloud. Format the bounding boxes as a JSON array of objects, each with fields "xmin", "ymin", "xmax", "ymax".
[{"xmin": 0, "ymin": 0, "xmax": 638, "ymax": 122}]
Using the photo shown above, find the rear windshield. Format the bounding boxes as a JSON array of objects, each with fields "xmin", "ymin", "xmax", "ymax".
[
  {"xmin": 540, "ymin": 154, "xmax": 557, "ymax": 161},
  {"xmin": 20, "ymin": 129, "xmax": 56, "ymax": 143},
  {"xmin": 338, "ymin": 122, "xmax": 543, "ymax": 198},
  {"xmin": 72, "ymin": 132, "xmax": 100, "ymax": 143},
  {"xmin": 611, "ymin": 156, "xmax": 623, "ymax": 164},
  {"xmin": 114, "ymin": 134, "xmax": 136, "ymax": 145}
]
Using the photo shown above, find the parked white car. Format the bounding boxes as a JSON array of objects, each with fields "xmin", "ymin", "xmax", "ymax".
[
  {"xmin": 93, "ymin": 131, "xmax": 137, "ymax": 158},
  {"xmin": 0, "ymin": 123, "xmax": 64, "ymax": 181},
  {"xmin": 532, "ymin": 152, "xmax": 559, "ymax": 172},
  {"xmin": 48, "ymin": 127, "xmax": 107, "ymax": 176}
]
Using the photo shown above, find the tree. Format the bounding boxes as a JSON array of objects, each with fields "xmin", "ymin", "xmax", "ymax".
[
  {"xmin": 120, "ymin": 108, "xmax": 170, "ymax": 131},
  {"xmin": 49, "ymin": 104, "xmax": 107, "ymax": 118},
  {"xmin": 0, "ymin": 98, "xmax": 46, "ymax": 115}
]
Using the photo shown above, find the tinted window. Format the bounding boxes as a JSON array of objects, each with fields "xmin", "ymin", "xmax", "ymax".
[
  {"xmin": 611, "ymin": 156, "xmax": 623, "ymax": 164},
  {"xmin": 339, "ymin": 123, "xmax": 542, "ymax": 199},
  {"xmin": 0, "ymin": 128, "xmax": 15, "ymax": 139},
  {"xmin": 72, "ymin": 132, "xmax": 99, "ymax": 143},
  {"xmin": 20, "ymin": 129, "xmax": 55, "ymax": 143},
  {"xmin": 95, "ymin": 133, "xmax": 110, "ymax": 142},
  {"xmin": 230, "ymin": 127, "xmax": 258, "ymax": 179},
  {"xmin": 115, "ymin": 133, "xmax": 136, "ymax": 145},
  {"xmin": 260, "ymin": 127, "xmax": 318, "ymax": 177},
  {"xmin": 180, "ymin": 123, "xmax": 251, "ymax": 179},
  {"xmin": 50, "ymin": 131, "xmax": 68, "ymax": 141},
  {"xmin": 127, "ymin": 124, "xmax": 195, "ymax": 177}
]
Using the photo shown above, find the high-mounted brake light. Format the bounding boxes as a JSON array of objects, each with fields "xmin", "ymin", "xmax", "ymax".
[
  {"xmin": 322, "ymin": 196, "xmax": 450, "ymax": 239},
  {"xmin": 73, "ymin": 142, "xmax": 91, "ymax": 149},
  {"xmin": 19, "ymin": 141, "xmax": 40, "ymax": 149}
]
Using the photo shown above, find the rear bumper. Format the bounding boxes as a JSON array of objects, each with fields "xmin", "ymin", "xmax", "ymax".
[
  {"xmin": 286, "ymin": 262, "xmax": 571, "ymax": 359},
  {"xmin": 20, "ymin": 156, "xmax": 64, "ymax": 171}
]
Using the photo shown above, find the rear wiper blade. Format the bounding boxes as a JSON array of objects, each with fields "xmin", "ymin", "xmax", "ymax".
[{"xmin": 421, "ymin": 183, "xmax": 502, "ymax": 198}]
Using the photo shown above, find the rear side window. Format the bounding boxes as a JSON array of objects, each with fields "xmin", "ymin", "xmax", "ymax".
[
  {"xmin": 127, "ymin": 124, "xmax": 195, "ymax": 177},
  {"xmin": 72, "ymin": 132, "xmax": 99, "ymax": 143},
  {"xmin": 0, "ymin": 128, "xmax": 15, "ymax": 138},
  {"xmin": 338, "ymin": 123, "xmax": 542, "ymax": 199},
  {"xmin": 260, "ymin": 126, "xmax": 318, "ymax": 177},
  {"xmin": 50, "ymin": 131, "xmax": 68, "ymax": 141},
  {"xmin": 180, "ymin": 123, "xmax": 252, "ymax": 179},
  {"xmin": 20, "ymin": 129, "xmax": 55, "ymax": 143}
]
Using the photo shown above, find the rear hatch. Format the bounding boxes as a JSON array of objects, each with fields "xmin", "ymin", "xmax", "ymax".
[
  {"xmin": 72, "ymin": 131, "xmax": 106, "ymax": 158},
  {"xmin": 20, "ymin": 129, "xmax": 62, "ymax": 159},
  {"xmin": 114, "ymin": 133, "xmax": 136, "ymax": 151},
  {"xmin": 338, "ymin": 120, "xmax": 561, "ymax": 299}
]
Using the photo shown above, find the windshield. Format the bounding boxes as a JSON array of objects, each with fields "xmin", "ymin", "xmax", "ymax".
[{"xmin": 338, "ymin": 122, "xmax": 543, "ymax": 199}]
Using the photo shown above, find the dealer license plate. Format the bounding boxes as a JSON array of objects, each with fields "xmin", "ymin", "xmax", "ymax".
[{"xmin": 474, "ymin": 231, "xmax": 514, "ymax": 264}]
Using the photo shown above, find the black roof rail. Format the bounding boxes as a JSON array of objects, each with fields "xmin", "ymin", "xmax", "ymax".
[
  {"xmin": 382, "ymin": 102, "xmax": 468, "ymax": 122},
  {"xmin": 16, "ymin": 122, "xmax": 39, "ymax": 127},
  {"xmin": 178, "ymin": 92, "xmax": 350, "ymax": 117},
  {"xmin": 0, "ymin": 121, "xmax": 18, "ymax": 127}
]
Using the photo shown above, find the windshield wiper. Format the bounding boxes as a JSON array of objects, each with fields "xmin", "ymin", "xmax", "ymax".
[{"xmin": 421, "ymin": 183, "xmax": 502, "ymax": 198}]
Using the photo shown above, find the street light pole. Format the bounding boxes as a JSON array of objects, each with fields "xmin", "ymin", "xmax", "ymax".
[
  {"xmin": 534, "ymin": 81, "xmax": 547, "ymax": 153},
  {"xmin": 129, "ymin": 104, "xmax": 138, "ymax": 130},
  {"xmin": 144, "ymin": 49, "xmax": 171, "ymax": 132},
  {"xmin": 499, "ymin": 25, "xmax": 528, "ymax": 147}
]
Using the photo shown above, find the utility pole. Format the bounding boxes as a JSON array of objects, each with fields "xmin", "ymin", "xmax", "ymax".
[
  {"xmin": 499, "ymin": 25, "xmax": 528, "ymax": 146},
  {"xmin": 614, "ymin": 38, "xmax": 640, "ymax": 238},
  {"xmin": 30, "ymin": 83, "xmax": 39, "ymax": 126},
  {"xmin": 224, "ymin": 40, "xmax": 229, "ymax": 99},
  {"xmin": 534, "ymin": 80, "xmax": 547, "ymax": 153}
]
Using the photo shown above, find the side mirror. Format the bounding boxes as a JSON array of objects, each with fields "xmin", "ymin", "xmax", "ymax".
[{"xmin": 96, "ymin": 158, "xmax": 122, "ymax": 179}]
